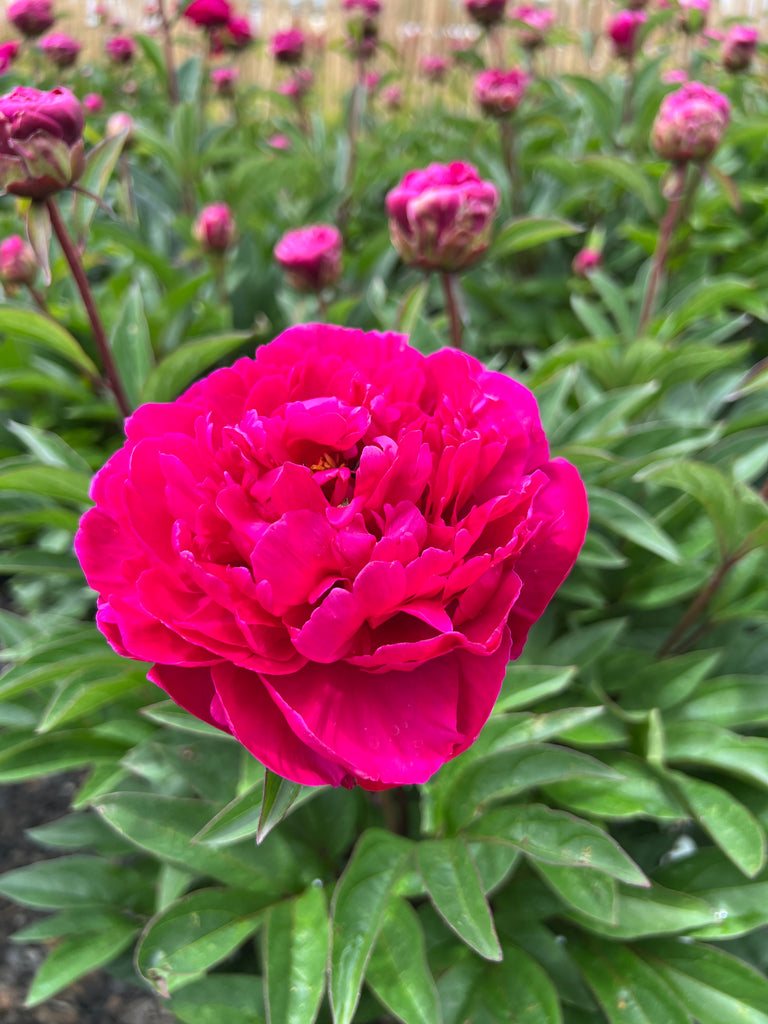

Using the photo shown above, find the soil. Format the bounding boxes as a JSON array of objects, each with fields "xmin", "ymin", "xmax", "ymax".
[{"xmin": 0, "ymin": 775, "xmax": 177, "ymax": 1024}]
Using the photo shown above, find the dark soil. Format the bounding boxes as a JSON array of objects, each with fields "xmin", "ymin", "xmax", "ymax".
[{"xmin": 0, "ymin": 775, "xmax": 176, "ymax": 1024}]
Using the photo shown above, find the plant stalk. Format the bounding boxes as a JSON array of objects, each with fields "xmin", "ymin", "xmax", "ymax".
[
  {"xmin": 157, "ymin": 0, "xmax": 180, "ymax": 106},
  {"xmin": 657, "ymin": 555, "xmax": 738, "ymax": 657},
  {"xmin": 441, "ymin": 272, "xmax": 464, "ymax": 350},
  {"xmin": 637, "ymin": 171, "xmax": 686, "ymax": 333},
  {"xmin": 499, "ymin": 119, "xmax": 523, "ymax": 214}
]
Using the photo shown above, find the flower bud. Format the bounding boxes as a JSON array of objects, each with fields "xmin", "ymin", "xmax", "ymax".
[
  {"xmin": 651, "ymin": 81, "xmax": 730, "ymax": 164},
  {"xmin": 267, "ymin": 133, "xmax": 291, "ymax": 151},
  {"xmin": 221, "ymin": 15, "xmax": 253, "ymax": 49},
  {"xmin": 420, "ymin": 55, "xmax": 449, "ymax": 83},
  {"xmin": 182, "ymin": 0, "xmax": 232, "ymax": 28},
  {"xmin": 6, "ymin": 0, "xmax": 54, "ymax": 38},
  {"xmin": 382, "ymin": 85, "xmax": 402, "ymax": 110},
  {"xmin": 84, "ymin": 93, "xmax": 105, "ymax": 115},
  {"xmin": 38, "ymin": 32, "xmax": 81, "ymax": 69},
  {"xmin": 474, "ymin": 67, "xmax": 529, "ymax": 118},
  {"xmin": 106, "ymin": 111, "xmax": 135, "ymax": 144},
  {"xmin": 465, "ymin": 0, "xmax": 507, "ymax": 28},
  {"xmin": 274, "ymin": 224, "xmax": 343, "ymax": 292},
  {"xmin": 279, "ymin": 68, "xmax": 313, "ymax": 102},
  {"xmin": 211, "ymin": 65, "xmax": 238, "ymax": 96},
  {"xmin": 386, "ymin": 161, "xmax": 499, "ymax": 273},
  {"xmin": 572, "ymin": 247, "xmax": 602, "ymax": 277},
  {"xmin": 606, "ymin": 10, "xmax": 647, "ymax": 60},
  {"xmin": 722, "ymin": 25, "xmax": 758, "ymax": 73},
  {"xmin": 105, "ymin": 35, "xmax": 137, "ymax": 64},
  {"xmin": 512, "ymin": 5, "xmax": 555, "ymax": 50},
  {"xmin": 0, "ymin": 86, "xmax": 84, "ymax": 198},
  {"xmin": 343, "ymin": 0, "xmax": 381, "ymax": 59},
  {"xmin": 0, "ymin": 39, "xmax": 20, "ymax": 73},
  {"xmin": 271, "ymin": 28, "xmax": 305, "ymax": 65},
  {"xmin": 193, "ymin": 202, "xmax": 236, "ymax": 252},
  {"xmin": 0, "ymin": 233, "xmax": 36, "ymax": 287}
]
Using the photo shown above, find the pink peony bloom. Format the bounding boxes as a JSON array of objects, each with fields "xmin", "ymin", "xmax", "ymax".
[
  {"xmin": 0, "ymin": 85, "xmax": 84, "ymax": 198},
  {"xmin": 274, "ymin": 224, "xmax": 342, "ymax": 292},
  {"xmin": 268, "ymin": 132, "xmax": 291, "ymax": 150},
  {"xmin": 75, "ymin": 324, "xmax": 588, "ymax": 789},
  {"xmin": 607, "ymin": 9, "xmax": 647, "ymax": 59},
  {"xmin": 420, "ymin": 54, "xmax": 450, "ymax": 82},
  {"xmin": 0, "ymin": 233, "xmax": 36, "ymax": 285},
  {"xmin": 364, "ymin": 70, "xmax": 381, "ymax": 91},
  {"xmin": 512, "ymin": 4, "xmax": 555, "ymax": 49},
  {"xmin": 6, "ymin": 0, "xmax": 53, "ymax": 38},
  {"xmin": 211, "ymin": 64, "xmax": 238, "ymax": 95},
  {"xmin": 465, "ymin": 0, "xmax": 507, "ymax": 28},
  {"xmin": 572, "ymin": 247, "xmax": 602, "ymax": 277},
  {"xmin": 83, "ymin": 92, "xmax": 105, "ymax": 114},
  {"xmin": 0, "ymin": 38, "xmax": 20, "ymax": 72},
  {"xmin": 652, "ymin": 80, "xmax": 730, "ymax": 163},
  {"xmin": 221, "ymin": 14, "xmax": 252, "ymax": 48},
  {"xmin": 182, "ymin": 0, "xmax": 232, "ymax": 28},
  {"xmin": 38, "ymin": 32, "xmax": 81, "ymax": 69},
  {"xmin": 722, "ymin": 24, "xmax": 758, "ymax": 72},
  {"xmin": 661, "ymin": 68, "xmax": 688, "ymax": 84},
  {"xmin": 386, "ymin": 161, "xmax": 499, "ymax": 272},
  {"xmin": 271, "ymin": 28, "xmax": 305, "ymax": 65},
  {"xmin": 193, "ymin": 202, "xmax": 236, "ymax": 252},
  {"xmin": 474, "ymin": 67, "xmax": 529, "ymax": 118},
  {"xmin": 105, "ymin": 35, "xmax": 137, "ymax": 63}
]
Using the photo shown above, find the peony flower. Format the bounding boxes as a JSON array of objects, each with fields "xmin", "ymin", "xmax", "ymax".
[
  {"xmin": 364, "ymin": 70, "xmax": 381, "ymax": 91},
  {"xmin": 211, "ymin": 65, "xmax": 238, "ymax": 96},
  {"xmin": 193, "ymin": 202, "xmax": 236, "ymax": 252},
  {"xmin": 6, "ymin": 0, "xmax": 54, "ymax": 38},
  {"xmin": 105, "ymin": 35, "xmax": 137, "ymax": 64},
  {"xmin": 182, "ymin": 0, "xmax": 232, "ymax": 29},
  {"xmin": 221, "ymin": 14, "xmax": 252, "ymax": 49},
  {"xmin": 274, "ymin": 224, "xmax": 342, "ymax": 292},
  {"xmin": 722, "ymin": 24, "xmax": 758, "ymax": 72},
  {"xmin": 83, "ymin": 92, "xmax": 105, "ymax": 114},
  {"xmin": 474, "ymin": 67, "xmax": 529, "ymax": 118},
  {"xmin": 0, "ymin": 85, "xmax": 84, "ymax": 198},
  {"xmin": 572, "ymin": 247, "xmax": 602, "ymax": 277},
  {"xmin": 420, "ymin": 54, "xmax": 449, "ymax": 82},
  {"xmin": 0, "ymin": 38, "xmax": 20, "ymax": 73},
  {"xmin": 512, "ymin": 4, "xmax": 555, "ymax": 49},
  {"xmin": 386, "ymin": 161, "xmax": 499, "ymax": 273},
  {"xmin": 0, "ymin": 233, "xmax": 36, "ymax": 287},
  {"xmin": 75, "ymin": 324, "xmax": 588, "ymax": 789},
  {"xmin": 271, "ymin": 28, "xmax": 305, "ymax": 65},
  {"xmin": 38, "ymin": 32, "xmax": 81, "ymax": 69},
  {"xmin": 607, "ymin": 9, "xmax": 647, "ymax": 59},
  {"xmin": 465, "ymin": 0, "xmax": 507, "ymax": 28},
  {"xmin": 652, "ymin": 80, "xmax": 730, "ymax": 163}
]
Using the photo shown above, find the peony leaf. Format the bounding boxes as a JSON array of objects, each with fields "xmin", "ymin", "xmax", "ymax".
[
  {"xmin": 588, "ymin": 486, "xmax": 682, "ymax": 563},
  {"xmin": 257, "ymin": 770, "xmax": 303, "ymax": 845},
  {"xmin": 141, "ymin": 330, "xmax": 255, "ymax": 403},
  {"xmin": 493, "ymin": 216, "xmax": 583, "ymax": 256},
  {"xmin": 262, "ymin": 884, "xmax": 330, "ymax": 1024},
  {"xmin": 367, "ymin": 898, "xmax": 443, "ymax": 1024},
  {"xmin": 170, "ymin": 975, "xmax": 266, "ymax": 1024},
  {"xmin": 0, "ymin": 463, "xmax": 91, "ymax": 505},
  {"xmin": 330, "ymin": 828, "xmax": 413, "ymax": 1024},
  {"xmin": 0, "ymin": 855, "xmax": 150, "ymax": 911},
  {"xmin": 25, "ymin": 198, "xmax": 51, "ymax": 285},
  {"xmin": 495, "ymin": 665, "xmax": 577, "ymax": 711},
  {"xmin": 533, "ymin": 862, "xmax": 617, "ymax": 924},
  {"xmin": 565, "ymin": 883, "xmax": 717, "ymax": 939},
  {"xmin": 72, "ymin": 129, "xmax": 126, "ymax": 241},
  {"xmin": 109, "ymin": 281, "xmax": 154, "ymax": 409}
]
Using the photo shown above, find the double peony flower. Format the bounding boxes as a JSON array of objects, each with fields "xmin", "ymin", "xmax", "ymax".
[{"xmin": 76, "ymin": 325, "xmax": 587, "ymax": 790}]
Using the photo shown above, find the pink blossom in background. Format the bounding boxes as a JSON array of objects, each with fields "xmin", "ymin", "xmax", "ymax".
[
  {"xmin": 661, "ymin": 68, "xmax": 688, "ymax": 84},
  {"xmin": 274, "ymin": 224, "xmax": 343, "ymax": 292},
  {"xmin": 279, "ymin": 67, "xmax": 313, "ymax": 101},
  {"xmin": 105, "ymin": 35, "xmax": 137, "ymax": 64},
  {"xmin": 271, "ymin": 28, "xmax": 305, "ymax": 65},
  {"xmin": 221, "ymin": 14, "xmax": 253, "ymax": 48},
  {"xmin": 211, "ymin": 64, "xmax": 238, "ymax": 95},
  {"xmin": 382, "ymin": 84, "xmax": 402, "ymax": 109},
  {"xmin": 420, "ymin": 54, "xmax": 450, "ymax": 83},
  {"xmin": 465, "ymin": 0, "xmax": 507, "ymax": 28},
  {"xmin": 193, "ymin": 202, "xmax": 236, "ymax": 252},
  {"xmin": 364, "ymin": 70, "xmax": 381, "ymax": 91},
  {"xmin": 722, "ymin": 24, "xmax": 758, "ymax": 72},
  {"xmin": 267, "ymin": 133, "xmax": 291, "ymax": 150},
  {"xmin": 38, "ymin": 32, "xmax": 81, "ymax": 69},
  {"xmin": 678, "ymin": 0, "xmax": 709, "ymax": 33},
  {"xmin": 106, "ymin": 111, "xmax": 135, "ymax": 142},
  {"xmin": 512, "ymin": 5, "xmax": 555, "ymax": 49},
  {"xmin": 386, "ymin": 161, "xmax": 499, "ymax": 272},
  {"xmin": 572, "ymin": 247, "xmax": 602, "ymax": 277},
  {"xmin": 0, "ymin": 39, "xmax": 20, "ymax": 73},
  {"xmin": 652, "ymin": 81, "xmax": 730, "ymax": 163},
  {"xmin": 0, "ymin": 233, "xmax": 36, "ymax": 286},
  {"xmin": 0, "ymin": 85, "xmax": 84, "ymax": 198},
  {"xmin": 6, "ymin": 0, "xmax": 54, "ymax": 38},
  {"xmin": 474, "ymin": 67, "xmax": 529, "ymax": 118},
  {"xmin": 83, "ymin": 92, "xmax": 106, "ymax": 114},
  {"xmin": 343, "ymin": 0, "xmax": 382, "ymax": 15},
  {"xmin": 182, "ymin": 0, "xmax": 232, "ymax": 28},
  {"xmin": 606, "ymin": 10, "xmax": 647, "ymax": 59},
  {"xmin": 75, "ymin": 324, "xmax": 588, "ymax": 789}
]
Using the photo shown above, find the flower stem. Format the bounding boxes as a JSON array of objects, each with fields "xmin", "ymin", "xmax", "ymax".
[
  {"xmin": 637, "ymin": 170, "xmax": 686, "ymax": 334},
  {"xmin": 657, "ymin": 555, "xmax": 739, "ymax": 657},
  {"xmin": 499, "ymin": 119, "xmax": 523, "ymax": 214},
  {"xmin": 441, "ymin": 272, "xmax": 464, "ymax": 350},
  {"xmin": 46, "ymin": 197, "xmax": 132, "ymax": 418},
  {"xmin": 157, "ymin": 0, "xmax": 180, "ymax": 106}
]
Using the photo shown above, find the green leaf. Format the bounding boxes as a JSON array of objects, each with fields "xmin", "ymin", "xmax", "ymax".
[
  {"xmin": 641, "ymin": 940, "xmax": 768, "ymax": 1024},
  {"xmin": 25, "ymin": 198, "xmax": 52, "ymax": 283},
  {"xmin": 110, "ymin": 281, "xmax": 154, "ymax": 408},
  {"xmin": 493, "ymin": 216, "xmax": 583, "ymax": 256},
  {"xmin": 473, "ymin": 947, "xmax": 563, "ymax": 1024},
  {"xmin": 330, "ymin": 828, "xmax": 413, "ymax": 1024},
  {"xmin": 664, "ymin": 723, "xmax": 768, "ymax": 789},
  {"xmin": 495, "ymin": 665, "xmax": 577, "ymax": 711},
  {"xmin": 367, "ymin": 898, "xmax": 443, "ymax": 1024},
  {"xmin": 565, "ymin": 883, "xmax": 717, "ymax": 939},
  {"xmin": 258, "ymin": 770, "xmax": 306, "ymax": 844},
  {"xmin": 37, "ymin": 670, "xmax": 145, "ymax": 733},
  {"xmin": 12, "ymin": 908, "xmax": 128, "ymax": 943},
  {"xmin": 588, "ymin": 486, "xmax": 682, "ymax": 562},
  {"xmin": 0, "ymin": 307, "xmax": 98, "ymax": 376},
  {"xmin": 140, "ymin": 699, "xmax": 231, "ymax": 737},
  {"xmin": 141, "ymin": 331, "xmax": 254, "ymax": 403},
  {"xmin": 580, "ymin": 155, "xmax": 660, "ymax": 217},
  {"xmin": 672, "ymin": 674, "xmax": 768, "ymax": 728},
  {"xmin": 417, "ymin": 838, "xmax": 501, "ymax": 961},
  {"xmin": 569, "ymin": 937, "xmax": 690, "ymax": 1024},
  {"xmin": 467, "ymin": 805, "xmax": 648, "ymax": 887},
  {"xmin": 668, "ymin": 769, "xmax": 767, "ymax": 877},
  {"xmin": 589, "ymin": 270, "xmax": 635, "ymax": 340},
  {"xmin": 0, "ymin": 855, "xmax": 150, "ymax": 910},
  {"xmin": 170, "ymin": 974, "xmax": 266, "ymax": 1024},
  {"xmin": 396, "ymin": 278, "xmax": 431, "ymax": 335},
  {"xmin": 263, "ymin": 884, "xmax": 329, "ymax": 1024},
  {"xmin": 25, "ymin": 918, "xmax": 137, "ymax": 1007},
  {"xmin": 6, "ymin": 420, "xmax": 91, "ymax": 473},
  {"xmin": 194, "ymin": 779, "xmax": 267, "ymax": 846},
  {"xmin": 570, "ymin": 294, "xmax": 615, "ymax": 340},
  {"xmin": 0, "ymin": 463, "xmax": 91, "ymax": 504},
  {"xmin": 73, "ymin": 130, "xmax": 127, "ymax": 240},
  {"xmin": 0, "ymin": 730, "xmax": 128, "ymax": 781},
  {"xmin": 137, "ymin": 887, "xmax": 271, "ymax": 992},
  {"xmin": 533, "ymin": 861, "xmax": 617, "ymax": 923}
]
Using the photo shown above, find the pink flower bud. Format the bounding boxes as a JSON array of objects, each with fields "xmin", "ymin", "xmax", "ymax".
[
  {"xmin": 267, "ymin": 133, "xmax": 291, "ymax": 151},
  {"xmin": 386, "ymin": 161, "xmax": 500, "ymax": 273},
  {"xmin": 222, "ymin": 14, "xmax": 253, "ymax": 49},
  {"xmin": 465, "ymin": 0, "xmax": 507, "ymax": 28},
  {"xmin": 105, "ymin": 35, "xmax": 137, "ymax": 64},
  {"xmin": 652, "ymin": 81, "xmax": 730, "ymax": 163},
  {"xmin": 274, "ymin": 224, "xmax": 343, "ymax": 292},
  {"xmin": 211, "ymin": 65, "xmax": 238, "ymax": 96},
  {"xmin": 607, "ymin": 9, "xmax": 647, "ymax": 60},
  {"xmin": 382, "ymin": 85, "xmax": 402, "ymax": 110},
  {"xmin": 84, "ymin": 93, "xmax": 105, "ymax": 114},
  {"xmin": 572, "ymin": 247, "xmax": 602, "ymax": 277},
  {"xmin": 271, "ymin": 28, "xmax": 305, "ymax": 65},
  {"xmin": 106, "ymin": 111, "xmax": 135, "ymax": 143},
  {"xmin": 38, "ymin": 32, "xmax": 81, "ymax": 70},
  {"xmin": 420, "ymin": 55, "xmax": 449, "ymax": 83},
  {"xmin": 193, "ymin": 202, "xmax": 236, "ymax": 252},
  {"xmin": 6, "ymin": 0, "xmax": 54, "ymax": 38},
  {"xmin": 722, "ymin": 24, "xmax": 758, "ymax": 73},
  {"xmin": 0, "ymin": 233, "xmax": 36, "ymax": 286},
  {"xmin": 0, "ymin": 39, "xmax": 20, "ymax": 73},
  {"xmin": 512, "ymin": 5, "xmax": 555, "ymax": 50},
  {"xmin": 474, "ymin": 67, "xmax": 529, "ymax": 118},
  {"xmin": 182, "ymin": 0, "xmax": 232, "ymax": 28},
  {"xmin": 279, "ymin": 68, "xmax": 313, "ymax": 101},
  {"xmin": 0, "ymin": 85, "xmax": 84, "ymax": 198}
]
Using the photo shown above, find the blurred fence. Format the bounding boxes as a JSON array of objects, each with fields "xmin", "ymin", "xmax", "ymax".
[{"xmin": 26, "ymin": 1, "xmax": 768, "ymax": 109}]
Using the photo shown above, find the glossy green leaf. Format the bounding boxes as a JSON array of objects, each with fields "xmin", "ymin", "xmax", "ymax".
[
  {"xmin": 0, "ymin": 730, "xmax": 128, "ymax": 781},
  {"xmin": 0, "ymin": 463, "xmax": 91, "ymax": 504},
  {"xmin": 474, "ymin": 947, "xmax": 563, "ymax": 1024},
  {"xmin": 664, "ymin": 723, "xmax": 768, "ymax": 789},
  {"xmin": 330, "ymin": 828, "xmax": 413, "ymax": 1024},
  {"xmin": 263, "ymin": 884, "xmax": 329, "ymax": 1024},
  {"xmin": 533, "ymin": 861, "xmax": 617, "ymax": 923},
  {"xmin": 417, "ymin": 838, "xmax": 501, "ymax": 961},
  {"xmin": 580, "ymin": 154, "xmax": 660, "ymax": 217},
  {"xmin": 6, "ymin": 420, "xmax": 91, "ymax": 473},
  {"xmin": 367, "ymin": 898, "xmax": 443, "ymax": 1024},
  {"xmin": 141, "ymin": 330, "xmax": 254, "ymax": 402},
  {"xmin": 588, "ymin": 487, "xmax": 682, "ymax": 562},
  {"xmin": 493, "ymin": 216, "xmax": 583, "ymax": 256},
  {"xmin": 672, "ymin": 674, "xmax": 768, "ymax": 728},
  {"xmin": 565, "ymin": 883, "xmax": 717, "ymax": 939},
  {"xmin": 0, "ymin": 855, "xmax": 150, "ymax": 910},
  {"xmin": 0, "ymin": 307, "xmax": 98, "ymax": 376},
  {"xmin": 194, "ymin": 779, "xmax": 267, "ymax": 846},
  {"xmin": 140, "ymin": 699, "xmax": 231, "ymax": 737},
  {"xmin": 110, "ymin": 281, "xmax": 154, "ymax": 408},
  {"xmin": 73, "ymin": 129, "xmax": 127, "ymax": 239},
  {"xmin": 495, "ymin": 665, "xmax": 577, "ymax": 712},
  {"xmin": 170, "ymin": 975, "xmax": 266, "ymax": 1024},
  {"xmin": 257, "ymin": 770, "xmax": 310, "ymax": 844}
]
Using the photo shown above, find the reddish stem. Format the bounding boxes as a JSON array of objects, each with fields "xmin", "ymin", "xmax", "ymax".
[
  {"xmin": 637, "ymin": 175, "xmax": 686, "ymax": 333},
  {"xmin": 441, "ymin": 272, "xmax": 464, "ymax": 350}
]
